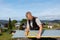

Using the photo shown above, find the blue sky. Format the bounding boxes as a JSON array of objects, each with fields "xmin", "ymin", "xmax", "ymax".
[{"xmin": 0, "ymin": 0, "xmax": 60, "ymax": 20}]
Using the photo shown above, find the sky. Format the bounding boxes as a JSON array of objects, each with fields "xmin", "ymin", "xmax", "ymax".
[{"xmin": 0, "ymin": 0, "xmax": 60, "ymax": 20}]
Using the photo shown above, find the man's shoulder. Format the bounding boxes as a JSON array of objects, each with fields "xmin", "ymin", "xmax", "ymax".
[
  {"xmin": 35, "ymin": 17, "xmax": 39, "ymax": 20},
  {"xmin": 34, "ymin": 17, "xmax": 40, "ymax": 21},
  {"xmin": 33, "ymin": 17, "xmax": 38, "ymax": 19}
]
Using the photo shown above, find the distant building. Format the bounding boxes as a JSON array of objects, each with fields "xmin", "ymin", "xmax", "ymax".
[
  {"xmin": 0, "ymin": 23, "xmax": 8, "ymax": 29},
  {"xmin": 48, "ymin": 23, "xmax": 53, "ymax": 29},
  {"xmin": 15, "ymin": 22, "xmax": 20, "ymax": 29},
  {"xmin": 0, "ymin": 23, "xmax": 4, "ymax": 28},
  {"xmin": 48, "ymin": 26, "xmax": 53, "ymax": 29},
  {"xmin": 0, "ymin": 20, "xmax": 8, "ymax": 28}
]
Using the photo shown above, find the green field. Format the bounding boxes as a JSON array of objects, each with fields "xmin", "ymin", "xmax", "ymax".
[{"xmin": 0, "ymin": 32, "xmax": 12, "ymax": 40}]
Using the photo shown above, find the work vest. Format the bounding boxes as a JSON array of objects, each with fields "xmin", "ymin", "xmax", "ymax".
[{"xmin": 28, "ymin": 17, "xmax": 39, "ymax": 30}]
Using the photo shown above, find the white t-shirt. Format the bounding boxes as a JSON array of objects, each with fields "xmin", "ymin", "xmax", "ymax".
[{"xmin": 27, "ymin": 18, "xmax": 42, "ymax": 28}]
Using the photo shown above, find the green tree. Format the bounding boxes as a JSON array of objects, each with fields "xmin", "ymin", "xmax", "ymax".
[
  {"xmin": 20, "ymin": 19, "xmax": 27, "ymax": 30},
  {"xmin": 45, "ymin": 21, "xmax": 48, "ymax": 28},
  {"xmin": 8, "ymin": 18, "xmax": 12, "ymax": 31},
  {"xmin": 12, "ymin": 20, "xmax": 17, "ymax": 26},
  {"xmin": 20, "ymin": 19, "xmax": 27, "ymax": 25}
]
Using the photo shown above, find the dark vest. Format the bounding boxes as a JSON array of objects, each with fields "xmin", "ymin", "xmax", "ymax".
[{"xmin": 28, "ymin": 17, "xmax": 39, "ymax": 30}]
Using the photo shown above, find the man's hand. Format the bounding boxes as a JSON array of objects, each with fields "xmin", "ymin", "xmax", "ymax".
[
  {"xmin": 36, "ymin": 34, "xmax": 41, "ymax": 39},
  {"xmin": 25, "ymin": 29, "xmax": 29, "ymax": 36},
  {"xmin": 25, "ymin": 32, "xmax": 28, "ymax": 36}
]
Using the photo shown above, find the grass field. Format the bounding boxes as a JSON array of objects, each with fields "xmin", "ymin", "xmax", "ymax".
[
  {"xmin": 0, "ymin": 26, "xmax": 16, "ymax": 40},
  {"xmin": 0, "ymin": 32, "xmax": 12, "ymax": 40}
]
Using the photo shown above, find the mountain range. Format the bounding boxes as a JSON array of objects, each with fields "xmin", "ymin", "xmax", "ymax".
[{"xmin": 0, "ymin": 20, "xmax": 60, "ymax": 24}]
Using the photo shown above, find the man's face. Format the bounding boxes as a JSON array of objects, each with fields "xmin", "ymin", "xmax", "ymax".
[{"xmin": 27, "ymin": 14, "xmax": 32, "ymax": 20}]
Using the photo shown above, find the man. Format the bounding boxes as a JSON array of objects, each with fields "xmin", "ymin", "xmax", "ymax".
[{"xmin": 25, "ymin": 11, "xmax": 43, "ymax": 39}]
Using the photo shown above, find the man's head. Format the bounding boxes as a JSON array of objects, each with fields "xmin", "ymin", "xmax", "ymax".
[{"xmin": 26, "ymin": 11, "xmax": 33, "ymax": 20}]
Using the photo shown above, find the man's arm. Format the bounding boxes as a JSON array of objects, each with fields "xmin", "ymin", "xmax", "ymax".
[
  {"xmin": 25, "ymin": 21, "xmax": 30, "ymax": 36},
  {"xmin": 36, "ymin": 18, "xmax": 43, "ymax": 38},
  {"xmin": 36, "ymin": 24, "xmax": 42, "ymax": 39},
  {"xmin": 38, "ymin": 24, "xmax": 42, "ymax": 36}
]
